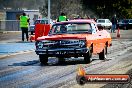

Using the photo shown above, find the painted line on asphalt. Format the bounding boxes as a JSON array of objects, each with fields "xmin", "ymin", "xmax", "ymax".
[{"xmin": 0, "ymin": 49, "xmax": 34, "ymax": 59}]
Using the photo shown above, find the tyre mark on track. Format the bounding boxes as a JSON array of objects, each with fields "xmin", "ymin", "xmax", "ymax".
[{"xmin": 13, "ymin": 66, "xmax": 76, "ymax": 88}]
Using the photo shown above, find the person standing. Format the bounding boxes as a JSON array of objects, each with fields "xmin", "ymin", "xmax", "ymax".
[
  {"xmin": 111, "ymin": 14, "xmax": 117, "ymax": 33},
  {"xmin": 57, "ymin": 12, "xmax": 68, "ymax": 22},
  {"xmin": 19, "ymin": 13, "xmax": 30, "ymax": 41}
]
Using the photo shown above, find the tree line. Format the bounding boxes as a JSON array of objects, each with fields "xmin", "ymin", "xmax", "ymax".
[
  {"xmin": 81, "ymin": 0, "xmax": 132, "ymax": 19},
  {"xmin": 0, "ymin": 0, "xmax": 131, "ymax": 19}
]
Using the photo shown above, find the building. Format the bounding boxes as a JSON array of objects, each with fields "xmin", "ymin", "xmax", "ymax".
[
  {"xmin": 0, "ymin": 10, "xmax": 42, "ymax": 31},
  {"xmin": 23, "ymin": 10, "xmax": 42, "ymax": 25},
  {"xmin": 6, "ymin": 10, "xmax": 42, "ymax": 25}
]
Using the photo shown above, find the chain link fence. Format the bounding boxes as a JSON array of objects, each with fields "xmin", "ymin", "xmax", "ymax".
[{"xmin": 0, "ymin": 20, "xmax": 20, "ymax": 31}]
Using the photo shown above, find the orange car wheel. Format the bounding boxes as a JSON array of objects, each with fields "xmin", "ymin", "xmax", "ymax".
[
  {"xmin": 99, "ymin": 46, "xmax": 107, "ymax": 60},
  {"xmin": 84, "ymin": 46, "xmax": 92, "ymax": 63}
]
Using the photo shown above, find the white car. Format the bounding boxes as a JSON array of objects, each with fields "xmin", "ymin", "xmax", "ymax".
[{"xmin": 96, "ymin": 19, "xmax": 112, "ymax": 29}]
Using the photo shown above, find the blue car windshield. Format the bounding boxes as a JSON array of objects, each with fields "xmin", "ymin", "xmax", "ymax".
[{"xmin": 49, "ymin": 23, "xmax": 92, "ymax": 34}]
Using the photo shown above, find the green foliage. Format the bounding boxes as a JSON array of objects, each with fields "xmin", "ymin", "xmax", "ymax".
[
  {"xmin": 0, "ymin": 0, "xmax": 44, "ymax": 10},
  {"xmin": 81, "ymin": 0, "xmax": 132, "ymax": 19},
  {"xmin": 1, "ymin": 0, "xmax": 131, "ymax": 19}
]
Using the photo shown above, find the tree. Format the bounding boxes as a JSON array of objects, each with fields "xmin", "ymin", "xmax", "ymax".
[
  {"xmin": 39, "ymin": 0, "xmax": 88, "ymax": 19},
  {"xmin": 81, "ymin": 0, "xmax": 132, "ymax": 19},
  {"xmin": 0, "ymin": 0, "xmax": 45, "ymax": 10}
]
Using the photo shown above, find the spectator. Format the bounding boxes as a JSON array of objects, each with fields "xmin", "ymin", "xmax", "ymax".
[
  {"xmin": 19, "ymin": 13, "xmax": 30, "ymax": 41},
  {"xmin": 111, "ymin": 14, "xmax": 117, "ymax": 33},
  {"xmin": 57, "ymin": 12, "xmax": 68, "ymax": 22}
]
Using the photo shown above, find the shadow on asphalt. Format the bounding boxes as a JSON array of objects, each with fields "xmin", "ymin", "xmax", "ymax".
[
  {"xmin": 48, "ymin": 60, "xmax": 86, "ymax": 66},
  {"xmin": 9, "ymin": 60, "xmax": 86, "ymax": 66},
  {"xmin": 8, "ymin": 58, "xmax": 111, "ymax": 66},
  {"xmin": 9, "ymin": 60, "xmax": 39, "ymax": 66},
  {"xmin": 8, "ymin": 57, "xmax": 92, "ymax": 66}
]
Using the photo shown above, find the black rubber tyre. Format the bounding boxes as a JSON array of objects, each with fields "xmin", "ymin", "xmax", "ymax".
[
  {"xmin": 39, "ymin": 55, "xmax": 48, "ymax": 65},
  {"xmin": 105, "ymin": 45, "xmax": 108, "ymax": 54},
  {"xmin": 76, "ymin": 75, "xmax": 86, "ymax": 85},
  {"xmin": 99, "ymin": 46, "xmax": 107, "ymax": 60},
  {"xmin": 84, "ymin": 46, "xmax": 92, "ymax": 63}
]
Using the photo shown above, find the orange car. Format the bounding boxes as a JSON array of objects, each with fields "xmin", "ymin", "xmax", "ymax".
[{"xmin": 35, "ymin": 19, "xmax": 112, "ymax": 64}]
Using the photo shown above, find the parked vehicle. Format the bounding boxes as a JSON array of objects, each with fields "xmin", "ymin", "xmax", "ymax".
[
  {"xmin": 117, "ymin": 19, "xmax": 132, "ymax": 30},
  {"xmin": 96, "ymin": 19, "xmax": 112, "ymax": 30},
  {"xmin": 128, "ymin": 19, "xmax": 132, "ymax": 29},
  {"xmin": 35, "ymin": 19, "xmax": 112, "ymax": 64}
]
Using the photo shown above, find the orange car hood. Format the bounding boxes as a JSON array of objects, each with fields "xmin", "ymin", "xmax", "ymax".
[{"xmin": 37, "ymin": 34, "xmax": 91, "ymax": 40}]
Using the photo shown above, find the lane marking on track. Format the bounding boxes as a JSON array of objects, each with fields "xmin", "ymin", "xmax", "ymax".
[{"xmin": 0, "ymin": 49, "xmax": 34, "ymax": 59}]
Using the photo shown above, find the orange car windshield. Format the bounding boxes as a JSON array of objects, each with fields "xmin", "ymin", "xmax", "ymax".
[{"xmin": 50, "ymin": 23, "xmax": 92, "ymax": 34}]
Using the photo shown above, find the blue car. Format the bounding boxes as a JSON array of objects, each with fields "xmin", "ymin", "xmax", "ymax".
[{"xmin": 117, "ymin": 19, "xmax": 132, "ymax": 30}]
